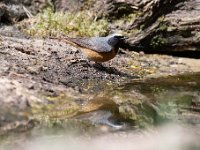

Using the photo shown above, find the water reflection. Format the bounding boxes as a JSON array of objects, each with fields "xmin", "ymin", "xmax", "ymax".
[{"xmin": 1, "ymin": 73, "xmax": 200, "ymax": 150}]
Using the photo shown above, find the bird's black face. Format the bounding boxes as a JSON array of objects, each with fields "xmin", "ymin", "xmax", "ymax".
[
  {"xmin": 107, "ymin": 34, "xmax": 128, "ymax": 47},
  {"xmin": 113, "ymin": 35, "xmax": 127, "ymax": 41}
]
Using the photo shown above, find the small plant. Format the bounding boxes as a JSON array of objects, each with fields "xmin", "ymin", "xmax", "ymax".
[
  {"xmin": 21, "ymin": 8, "xmax": 109, "ymax": 37},
  {"xmin": 150, "ymin": 35, "xmax": 167, "ymax": 49}
]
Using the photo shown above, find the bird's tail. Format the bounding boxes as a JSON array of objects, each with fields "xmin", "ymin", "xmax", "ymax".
[{"xmin": 50, "ymin": 36, "xmax": 79, "ymax": 47}]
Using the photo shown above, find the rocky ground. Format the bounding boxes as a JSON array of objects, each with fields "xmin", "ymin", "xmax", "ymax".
[{"xmin": 0, "ymin": 0, "xmax": 200, "ymax": 135}]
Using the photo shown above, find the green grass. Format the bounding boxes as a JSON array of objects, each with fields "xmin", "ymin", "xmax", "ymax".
[{"xmin": 21, "ymin": 8, "xmax": 109, "ymax": 37}]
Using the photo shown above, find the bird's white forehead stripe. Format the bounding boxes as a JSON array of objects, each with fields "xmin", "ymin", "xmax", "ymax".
[
  {"xmin": 110, "ymin": 33, "xmax": 123, "ymax": 37},
  {"xmin": 114, "ymin": 33, "xmax": 123, "ymax": 36}
]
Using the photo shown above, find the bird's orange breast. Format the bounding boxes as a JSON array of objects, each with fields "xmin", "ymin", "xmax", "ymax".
[
  {"xmin": 60, "ymin": 38, "xmax": 118, "ymax": 62},
  {"xmin": 80, "ymin": 47, "xmax": 117, "ymax": 62}
]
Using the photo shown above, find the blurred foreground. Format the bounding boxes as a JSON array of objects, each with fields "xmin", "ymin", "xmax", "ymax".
[{"xmin": 1, "ymin": 123, "xmax": 200, "ymax": 150}]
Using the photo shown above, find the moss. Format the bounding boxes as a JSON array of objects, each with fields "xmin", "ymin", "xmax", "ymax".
[
  {"xmin": 150, "ymin": 35, "xmax": 167, "ymax": 48},
  {"xmin": 31, "ymin": 93, "xmax": 81, "ymax": 127},
  {"xmin": 167, "ymin": 26, "xmax": 177, "ymax": 32},
  {"xmin": 157, "ymin": 16, "xmax": 165, "ymax": 23},
  {"xmin": 159, "ymin": 24, "xmax": 168, "ymax": 31},
  {"xmin": 20, "ymin": 8, "xmax": 109, "ymax": 37},
  {"xmin": 121, "ymin": 13, "xmax": 136, "ymax": 23}
]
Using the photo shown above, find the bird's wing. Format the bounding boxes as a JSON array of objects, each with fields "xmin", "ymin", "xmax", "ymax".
[{"xmin": 62, "ymin": 37, "xmax": 112, "ymax": 53}]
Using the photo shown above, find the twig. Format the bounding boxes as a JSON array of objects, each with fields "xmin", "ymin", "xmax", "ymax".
[{"xmin": 22, "ymin": 5, "xmax": 33, "ymax": 18}]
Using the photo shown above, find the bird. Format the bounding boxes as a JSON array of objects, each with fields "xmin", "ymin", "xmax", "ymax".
[{"xmin": 52, "ymin": 34, "xmax": 127, "ymax": 62}]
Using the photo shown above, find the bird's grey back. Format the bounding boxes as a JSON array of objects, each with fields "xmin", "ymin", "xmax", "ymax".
[{"xmin": 66, "ymin": 37, "xmax": 113, "ymax": 53}]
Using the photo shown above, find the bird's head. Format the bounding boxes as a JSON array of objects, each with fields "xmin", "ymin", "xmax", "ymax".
[{"xmin": 106, "ymin": 33, "xmax": 128, "ymax": 47}]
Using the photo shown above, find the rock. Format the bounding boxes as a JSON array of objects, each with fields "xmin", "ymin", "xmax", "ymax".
[
  {"xmin": 0, "ymin": 3, "xmax": 6, "ymax": 21},
  {"xmin": 0, "ymin": 3, "xmax": 27, "ymax": 24},
  {"xmin": 91, "ymin": 0, "xmax": 137, "ymax": 20},
  {"xmin": 53, "ymin": 0, "xmax": 86, "ymax": 12},
  {"xmin": 0, "ymin": 0, "xmax": 51, "ymax": 24},
  {"xmin": 125, "ymin": 0, "xmax": 200, "ymax": 52},
  {"xmin": 52, "ymin": 0, "xmax": 135, "ymax": 18},
  {"xmin": 0, "ymin": 77, "xmax": 33, "ymax": 134}
]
